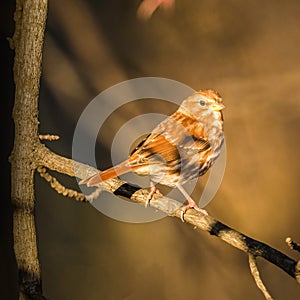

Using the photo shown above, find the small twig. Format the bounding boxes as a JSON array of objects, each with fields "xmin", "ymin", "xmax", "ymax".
[
  {"xmin": 39, "ymin": 134, "xmax": 60, "ymax": 141},
  {"xmin": 249, "ymin": 254, "xmax": 273, "ymax": 299},
  {"xmin": 37, "ymin": 166, "xmax": 86, "ymax": 201},
  {"xmin": 286, "ymin": 237, "xmax": 300, "ymax": 253}
]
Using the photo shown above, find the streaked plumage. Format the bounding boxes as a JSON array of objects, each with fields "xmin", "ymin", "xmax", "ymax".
[{"xmin": 80, "ymin": 89, "xmax": 225, "ymax": 219}]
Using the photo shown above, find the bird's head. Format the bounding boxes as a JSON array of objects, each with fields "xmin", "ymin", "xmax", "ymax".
[{"xmin": 179, "ymin": 89, "xmax": 225, "ymax": 118}]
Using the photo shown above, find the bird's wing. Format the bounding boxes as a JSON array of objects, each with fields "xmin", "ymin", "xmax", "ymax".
[
  {"xmin": 179, "ymin": 135, "xmax": 211, "ymax": 152},
  {"xmin": 129, "ymin": 132, "xmax": 180, "ymax": 166},
  {"xmin": 129, "ymin": 121, "xmax": 211, "ymax": 167}
]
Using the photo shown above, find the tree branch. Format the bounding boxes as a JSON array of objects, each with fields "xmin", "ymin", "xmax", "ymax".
[
  {"xmin": 35, "ymin": 142, "xmax": 300, "ymax": 286},
  {"xmin": 10, "ymin": 0, "xmax": 48, "ymax": 298}
]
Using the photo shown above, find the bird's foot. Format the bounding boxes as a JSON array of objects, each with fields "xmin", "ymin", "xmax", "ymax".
[
  {"xmin": 175, "ymin": 183, "xmax": 208, "ymax": 222},
  {"xmin": 180, "ymin": 200, "xmax": 208, "ymax": 222},
  {"xmin": 145, "ymin": 181, "xmax": 162, "ymax": 207}
]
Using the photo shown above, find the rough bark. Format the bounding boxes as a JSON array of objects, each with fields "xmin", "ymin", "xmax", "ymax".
[{"xmin": 10, "ymin": 0, "xmax": 48, "ymax": 298}]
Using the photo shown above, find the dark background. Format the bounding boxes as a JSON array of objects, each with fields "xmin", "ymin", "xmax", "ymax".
[{"xmin": 2, "ymin": 0, "xmax": 300, "ymax": 299}]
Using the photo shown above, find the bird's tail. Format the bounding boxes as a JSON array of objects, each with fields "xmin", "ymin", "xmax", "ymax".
[{"xmin": 79, "ymin": 161, "xmax": 133, "ymax": 187}]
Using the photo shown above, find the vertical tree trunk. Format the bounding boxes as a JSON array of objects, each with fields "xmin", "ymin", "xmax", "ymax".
[{"xmin": 10, "ymin": 0, "xmax": 48, "ymax": 298}]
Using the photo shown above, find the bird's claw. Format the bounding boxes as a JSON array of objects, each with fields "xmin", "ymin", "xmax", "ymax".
[
  {"xmin": 180, "ymin": 202, "xmax": 208, "ymax": 222},
  {"xmin": 180, "ymin": 210, "xmax": 185, "ymax": 222},
  {"xmin": 145, "ymin": 182, "xmax": 162, "ymax": 208},
  {"xmin": 145, "ymin": 195, "xmax": 151, "ymax": 208}
]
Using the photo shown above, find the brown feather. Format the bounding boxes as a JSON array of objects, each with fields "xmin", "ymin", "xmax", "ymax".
[
  {"xmin": 79, "ymin": 89, "xmax": 224, "ymax": 190},
  {"xmin": 79, "ymin": 161, "xmax": 139, "ymax": 187}
]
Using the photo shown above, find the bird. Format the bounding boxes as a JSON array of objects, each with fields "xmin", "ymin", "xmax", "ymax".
[{"xmin": 80, "ymin": 89, "xmax": 225, "ymax": 221}]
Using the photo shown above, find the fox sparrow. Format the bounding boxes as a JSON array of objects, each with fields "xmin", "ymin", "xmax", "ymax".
[{"xmin": 80, "ymin": 89, "xmax": 225, "ymax": 220}]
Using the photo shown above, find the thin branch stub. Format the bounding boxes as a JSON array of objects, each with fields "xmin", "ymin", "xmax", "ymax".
[
  {"xmin": 248, "ymin": 254, "xmax": 273, "ymax": 300},
  {"xmin": 39, "ymin": 134, "xmax": 60, "ymax": 141},
  {"xmin": 286, "ymin": 237, "xmax": 300, "ymax": 253}
]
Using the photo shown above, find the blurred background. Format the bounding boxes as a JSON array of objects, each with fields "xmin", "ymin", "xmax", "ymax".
[{"xmin": 2, "ymin": 0, "xmax": 300, "ymax": 299}]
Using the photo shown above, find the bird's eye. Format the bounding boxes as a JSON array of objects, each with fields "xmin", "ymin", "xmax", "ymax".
[{"xmin": 200, "ymin": 100, "xmax": 206, "ymax": 106}]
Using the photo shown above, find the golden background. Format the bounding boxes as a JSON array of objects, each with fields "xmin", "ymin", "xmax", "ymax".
[{"xmin": 5, "ymin": 0, "xmax": 300, "ymax": 299}]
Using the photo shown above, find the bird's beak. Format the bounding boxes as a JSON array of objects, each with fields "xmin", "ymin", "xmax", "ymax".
[{"xmin": 211, "ymin": 103, "xmax": 225, "ymax": 111}]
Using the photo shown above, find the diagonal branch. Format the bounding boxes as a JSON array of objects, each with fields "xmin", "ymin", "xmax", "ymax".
[{"xmin": 35, "ymin": 142, "xmax": 300, "ymax": 285}]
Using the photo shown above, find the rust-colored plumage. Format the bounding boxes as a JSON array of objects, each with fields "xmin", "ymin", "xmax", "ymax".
[{"xmin": 80, "ymin": 89, "xmax": 225, "ymax": 219}]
